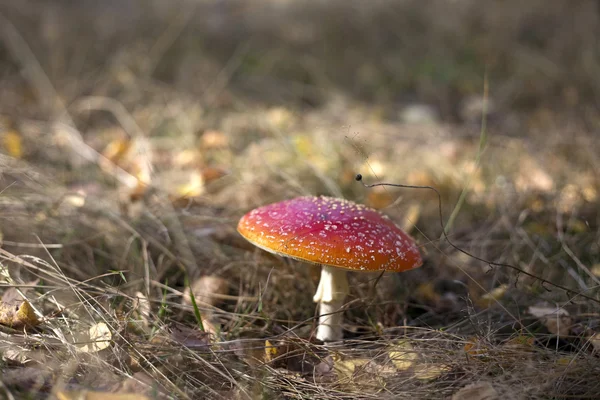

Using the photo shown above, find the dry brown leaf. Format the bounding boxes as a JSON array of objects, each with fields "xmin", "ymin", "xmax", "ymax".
[
  {"xmin": 452, "ymin": 381, "xmax": 499, "ymax": 400},
  {"xmin": 183, "ymin": 275, "xmax": 229, "ymax": 308},
  {"xmin": 56, "ymin": 391, "xmax": 150, "ymax": 400},
  {"xmin": 588, "ymin": 332, "xmax": 600, "ymax": 353},
  {"xmin": 201, "ymin": 166, "xmax": 229, "ymax": 183},
  {"xmin": 501, "ymin": 335, "xmax": 535, "ymax": 352},
  {"xmin": 126, "ymin": 291, "xmax": 151, "ymax": 334},
  {"xmin": 1, "ymin": 287, "xmax": 21, "ymax": 304},
  {"xmin": 78, "ymin": 322, "xmax": 112, "ymax": 353},
  {"xmin": 119, "ymin": 372, "xmax": 169, "ymax": 399},
  {"xmin": 464, "ymin": 337, "xmax": 490, "ymax": 358},
  {"xmin": 0, "ymin": 299, "xmax": 40, "ymax": 329},
  {"xmin": 528, "ymin": 304, "xmax": 572, "ymax": 337},
  {"xmin": 169, "ymin": 323, "xmax": 211, "ymax": 349},
  {"xmin": 200, "ymin": 130, "xmax": 229, "ymax": 149}
]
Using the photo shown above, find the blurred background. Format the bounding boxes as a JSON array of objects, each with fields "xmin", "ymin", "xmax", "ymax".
[{"xmin": 1, "ymin": 1, "xmax": 600, "ymax": 398}]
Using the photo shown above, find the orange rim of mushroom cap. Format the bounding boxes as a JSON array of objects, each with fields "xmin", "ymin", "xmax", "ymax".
[{"xmin": 237, "ymin": 196, "xmax": 423, "ymax": 272}]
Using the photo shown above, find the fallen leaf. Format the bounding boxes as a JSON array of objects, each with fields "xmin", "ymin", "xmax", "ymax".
[
  {"xmin": 452, "ymin": 381, "xmax": 499, "ymax": 400},
  {"xmin": 78, "ymin": 322, "xmax": 112, "ymax": 353},
  {"xmin": 477, "ymin": 284, "xmax": 508, "ymax": 308},
  {"xmin": 266, "ymin": 107, "xmax": 295, "ymax": 129},
  {"xmin": 119, "ymin": 372, "xmax": 170, "ymax": 399},
  {"xmin": 175, "ymin": 170, "xmax": 205, "ymax": 199},
  {"xmin": 126, "ymin": 291, "xmax": 151, "ymax": 334},
  {"xmin": 200, "ymin": 130, "xmax": 229, "ymax": 149},
  {"xmin": 413, "ymin": 363, "xmax": 452, "ymax": 380},
  {"xmin": 56, "ymin": 391, "xmax": 150, "ymax": 400},
  {"xmin": 413, "ymin": 282, "xmax": 441, "ymax": 306},
  {"xmin": 2, "ymin": 367, "xmax": 53, "ymax": 392},
  {"xmin": 173, "ymin": 149, "xmax": 202, "ymax": 168},
  {"xmin": 333, "ymin": 356, "xmax": 371, "ymax": 380},
  {"xmin": 588, "ymin": 332, "xmax": 600, "ymax": 353},
  {"xmin": 556, "ymin": 356, "xmax": 576, "ymax": 366},
  {"xmin": 464, "ymin": 337, "xmax": 490, "ymax": 358},
  {"xmin": 528, "ymin": 304, "xmax": 572, "ymax": 337},
  {"xmin": 515, "ymin": 157, "xmax": 554, "ymax": 193},
  {"xmin": 183, "ymin": 275, "xmax": 229, "ymax": 308},
  {"xmin": 201, "ymin": 166, "xmax": 229, "ymax": 183},
  {"xmin": 331, "ymin": 353, "xmax": 391, "ymax": 392},
  {"xmin": 1, "ymin": 287, "xmax": 22, "ymax": 304},
  {"xmin": 264, "ymin": 339, "xmax": 278, "ymax": 363},
  {"xmin": 388, "ymin": 340, "xmax": 418, "ymax": 371},
  {"xmin": 0, "ymin": 300, "xmax": 40, "ymax": 329},
  {"xmin": 169, "ymin": 323, "xmax": 211, "ymax": 349},
  {"xmin": 102, "ymin": 137, "xmax": 132, "ymax": 166},
  {"xmin": 2, "ymin": 130, "xmax": 23, "ymax": 158},
  {"xmin": 501, "ymin": 335, "xmax": 535, "ymax": 351}
]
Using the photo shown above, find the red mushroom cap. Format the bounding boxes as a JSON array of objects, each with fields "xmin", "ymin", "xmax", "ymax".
[{"xmin": 237, "ymin": 196, "xmax": 422, "ymax": 272}]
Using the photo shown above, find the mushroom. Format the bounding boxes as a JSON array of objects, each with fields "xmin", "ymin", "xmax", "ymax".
[{"xmin": 237, "ymin": 196, "xmax": 423, "ymax": 342}]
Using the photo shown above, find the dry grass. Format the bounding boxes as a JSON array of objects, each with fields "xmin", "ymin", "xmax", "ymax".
[{"xmin": 0, "ymin": 1, "xmax": 600, "ymax": 399}]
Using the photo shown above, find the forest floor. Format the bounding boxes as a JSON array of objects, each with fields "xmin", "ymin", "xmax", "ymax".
[{"xmin": 1, "ymin": 1, "xmax": 599, "ymax": 399}]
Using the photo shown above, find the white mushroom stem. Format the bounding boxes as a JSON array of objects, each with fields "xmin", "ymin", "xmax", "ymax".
[{"xmin": 312, "ymin": 265, "xmax": 349, "ymax": 342}]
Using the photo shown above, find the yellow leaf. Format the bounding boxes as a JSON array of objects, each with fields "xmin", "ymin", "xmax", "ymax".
[
  {"xmin": 102, "ymin": 137, "xmax": 131, "ymax": 165},
  {"xmin": 56, "ymin": 391, "xmax": 150, "ymax": 400},
  {"xmin": 3, "ymin": 130, "xmax": 23, "ymax": 158},
  {"xmin": 388, "ymin": 340, "xmax": 418, "ymax": 371},
  {"xmin": 78, "ymin": 322, "xmax": 112, "ymax": 353},
  {"xmin": 477, "ymin": 284, "xmax": 508, "ymax": 308},
  {"xmin": 265, "ymin": 339, "xmax": 278, "ymax": 363},
  {"xmin": 414, "ymin": 363, "xmax": 451, "ymax": 380},
  {"xmin": 334, "ymin": 357, "xmax": 370, "ymax": 379},
  {"xmin": 175, "ymin": 170, "xmax": 205, "ymax": 199},
  {"xmin": 0, "ymin": 300, "xmax": 40, "ymax": 329}
]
